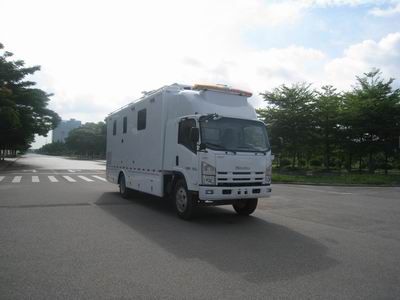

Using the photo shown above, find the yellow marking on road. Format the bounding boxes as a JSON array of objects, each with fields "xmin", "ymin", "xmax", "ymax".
[{"xmin": 293, "ymin": 186, "xmax": 353, "ymax": 195}]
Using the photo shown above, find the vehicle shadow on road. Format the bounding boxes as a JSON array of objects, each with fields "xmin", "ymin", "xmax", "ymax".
[{"xmin": 96, "ymin": 192, "xmax": 338, "ymax": 283}]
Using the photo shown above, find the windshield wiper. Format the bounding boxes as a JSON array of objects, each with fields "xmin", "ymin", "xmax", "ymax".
[
  {"xmin": 204, "ymin": 142, "xmax": 226, "ymax": 150},
  {"xmin": 205, "ymin": 142, "xmax": 237, "ymax": 154}
]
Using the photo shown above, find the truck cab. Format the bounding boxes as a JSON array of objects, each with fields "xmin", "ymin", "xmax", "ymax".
[{"xmin": 171, "ymin": 113, "xmax": 272, "ymax": 218}]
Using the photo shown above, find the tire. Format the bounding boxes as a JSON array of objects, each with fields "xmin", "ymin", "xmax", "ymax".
[
  {"xmin": 173, "ymin": 179, "xmax": 197, "ymax": 220},
  {"xmin": 232, "ymin": 198, "xmax": 258, "ymax": 216},
  {"xmin": 119, "ymin": 173, "xmax": 130, "ymax": 199}
]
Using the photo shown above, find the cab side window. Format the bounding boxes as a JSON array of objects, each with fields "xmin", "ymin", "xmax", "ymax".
[{"xmin": 178, "ymin": 119, "xmax": 196, "ymax": 152}]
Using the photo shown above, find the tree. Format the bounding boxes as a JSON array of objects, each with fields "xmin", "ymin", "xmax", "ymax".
[
  {"xmin": 37, "ymin": 142, "xmax": 68, "ymax": 155},
  {"xmin": 314, "ymin": 85, "xmax": 342, "ymax": 169},
  {"xmin": 0, "ymin": 42, "xmax": 60, "ymax": 158},
  {"xmin": 342, "ymin": 69, "xmax": 400, "ymax": 173},
  {"xmin": 258, "ymin": 83, "xmax": 316, "ymax": 168},
  {"xmin": 65, "ymin": 122, "xmax": 106, "ymax": 157}
]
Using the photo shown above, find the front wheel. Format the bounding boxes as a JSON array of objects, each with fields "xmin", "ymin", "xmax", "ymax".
[
  {"xmin": 232, "ymin": 198, "xmax": 258, "ymax": 216},
  {"xmin": 174, "ymin": 179, "xmax": 197, "ymax": 220}
]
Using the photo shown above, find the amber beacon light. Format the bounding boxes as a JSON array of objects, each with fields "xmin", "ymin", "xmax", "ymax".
[{"xmin": 192, "ymin": 84, "xmax": 253, "ymax": 97}]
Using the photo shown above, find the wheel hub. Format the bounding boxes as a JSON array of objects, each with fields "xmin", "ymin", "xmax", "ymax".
[{"xmin": 176, "ymin": 187, "xmax": 187, "ymax": 213}]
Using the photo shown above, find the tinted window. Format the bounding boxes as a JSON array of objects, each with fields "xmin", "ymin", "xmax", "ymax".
[
  {"xmin": 200, "ymin": 117, "xmax": 270, "ymax": 152},
  {"xmin": 123, "ymin": 116, "xmax": 127, "ymax": 134},
  {"xmin": 113, "ymin": 120, "xmax": 117, "ymax": 136},
  {"xmin": 137, "ymin": 109, "xmax": 146, "ymax": 130},
  {"xmin": 178, "ymin": 118, "xmax": 196, "ymax": 152}
]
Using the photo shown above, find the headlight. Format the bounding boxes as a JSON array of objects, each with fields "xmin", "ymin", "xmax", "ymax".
[
  {"xmin": 202, "ymin": 161, "xmax": 216, "ymax": 185},
  {"xmin": 265, "ymin": 160, "xmax": 272, "ymax": 183},
  {"xmin": 202, "ymin": 161, "xmax": 216, "ymax": 176},
  {"xmin": 202, "ymin": 175, "xmax": 216, "ymax": 186}
]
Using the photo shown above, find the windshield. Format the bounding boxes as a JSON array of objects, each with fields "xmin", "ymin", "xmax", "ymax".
[{"xmin": 199, "ymin": 116, "xmax": 270, "ymax": 152}]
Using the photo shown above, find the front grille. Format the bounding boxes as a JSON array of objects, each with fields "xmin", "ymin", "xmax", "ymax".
[
  {"xmin": 216, "ymin": 171, "xmax": 265, "ymax": 187},
  {"xmin": 217, "ymin": 182, "xmax": 266, "ymax": 187}
]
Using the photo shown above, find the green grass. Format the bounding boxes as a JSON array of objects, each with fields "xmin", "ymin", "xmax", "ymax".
[{"xmin": 272, "ymin": 173, "xmax": 400, "ymax": 185}]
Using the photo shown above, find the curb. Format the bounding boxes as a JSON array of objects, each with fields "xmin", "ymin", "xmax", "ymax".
[
  {"xmin": 272, "ymin": 181, "xmax": 400, "ymax": 187},
  {"xmin": 0, "ymin": 156, "xmax": 20, "ymax": 171}
]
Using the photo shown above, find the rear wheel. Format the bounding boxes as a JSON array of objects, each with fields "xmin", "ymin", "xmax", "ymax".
[
  {"xmin": 232, "ymin": 198, "xmax": 258, "ymax": 216},
  {"xmin": 119, "ymin": 173, "xmax": 130, "ymax": 199},
  {"xmin": 174, "ymin": 179, "xmax": 197, "ymax": 220}
]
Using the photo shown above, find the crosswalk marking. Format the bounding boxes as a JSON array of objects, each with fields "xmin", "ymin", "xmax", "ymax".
[
  {"xmin": 12, "ymin": 176, "xmax": 22, "ymax": 183},
  {"xmin": 78, "ymin": 175, "xmax": 94, "ymax": 182},
  {"xmin": 63, "ymin": 176, "xmax": 76, "ymax": 182},
  {"xmin": 0, "ymin": 174, "xmax": 107, "ymax": 184},
  {"xmin": 92, "ymin": 175, "xmax": 107, "ymax": 182},
  {"xmin": 48, "ymin": 176, "xmax": 58, "ymax": 182}
]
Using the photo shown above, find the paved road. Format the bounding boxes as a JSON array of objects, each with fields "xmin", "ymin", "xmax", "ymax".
[
  {"xmin": 2, "ymin": 153, "xmax": 106, "ymax": 170},
  {"xmin": 1, "ymin": 154, "xmax": 399, "ymax": 299}
]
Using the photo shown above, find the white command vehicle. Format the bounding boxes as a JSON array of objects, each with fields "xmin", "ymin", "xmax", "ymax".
[{"xmin": 106, "ymin": 83, "xmax": 272, "ymax": 219}]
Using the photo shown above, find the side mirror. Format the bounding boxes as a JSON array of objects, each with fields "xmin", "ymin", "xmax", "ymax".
[{"xmin": 190, "ymin": 127, "xmax": 199, "ymax": 143}]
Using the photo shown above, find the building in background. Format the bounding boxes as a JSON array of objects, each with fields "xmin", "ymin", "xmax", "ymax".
[{"xmin": 52, "ymin": 118, "xmax": 81, "ymax": 143}]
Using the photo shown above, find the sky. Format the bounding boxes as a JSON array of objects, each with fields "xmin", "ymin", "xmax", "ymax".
[{"xmin": 1, "ymin": 0, "xmax": 400, "ymax": 148}]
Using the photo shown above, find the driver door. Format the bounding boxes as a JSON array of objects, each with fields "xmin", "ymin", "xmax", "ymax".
[{"xmin": 175, "ymin": 118, "xmax": 199, "ymax": 189}]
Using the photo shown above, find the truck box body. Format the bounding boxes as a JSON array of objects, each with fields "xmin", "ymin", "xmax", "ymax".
[{"xmin": 106, "ymin": 83, "xmax": 272, "ymax": 213}]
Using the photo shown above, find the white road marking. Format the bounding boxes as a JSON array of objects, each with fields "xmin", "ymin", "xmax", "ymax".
[
  {"xmin": 32, "ymin": 169, "xmax": 37, "ymax": 173},
  {"xmin": 12, "ymin": 176, "xmax": 22, "ymax": 183},
  {"xmin": 78, "ymin": 175, "xmax": 94, "ymax": 182},
  {"xmin": 32, "ymin": 176, "xmax": 39, "ymax": 183},
  {"xmin": 0, "ymin": 176, "xmax": 4, "ymax": 182},
  {"xmin": 48, "ymin": 176, "xmax": 58, "ymax": 182},
  {"xmin": 67, "ymin": 170, "xmax": 76, "ymax": 173},
  {"xmin": 92, "ymin": 175, "xmax": 107, "ymax": 182},
  {"xmin": 63, "ymin": 176, "xmax": 76, "ymax": 182}
]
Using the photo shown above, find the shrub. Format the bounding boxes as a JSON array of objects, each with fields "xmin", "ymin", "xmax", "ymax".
[
  {"xmin": 280, "ymin": 158, "xmax": 291, "ymax": 168},
  {"xmin": 310, "ymin": 159, "xmax": 322, "ymax": 167},
  {"xmin": 298, "ymin": 160, "xmax": 306, "ymax": 167}
]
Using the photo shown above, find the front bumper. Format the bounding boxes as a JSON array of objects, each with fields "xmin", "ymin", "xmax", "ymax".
[{"xmin": 198, "ymin": 185, "xmax": 271, "ymax": 201}]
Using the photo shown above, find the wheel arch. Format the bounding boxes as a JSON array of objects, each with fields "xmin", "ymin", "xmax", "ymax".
[
  {"xmin": 164, "ymin": 171, "xmax": 187, "ymax": 197},
  {"xmin": 117, "ymin": 170, "xmax": 128, "ymax": 184}
]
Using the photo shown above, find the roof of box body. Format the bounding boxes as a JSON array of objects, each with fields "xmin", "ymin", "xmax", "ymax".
[{"xmin": 108, "ymin": 83, "xmax": 254, "ymax": 118}]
